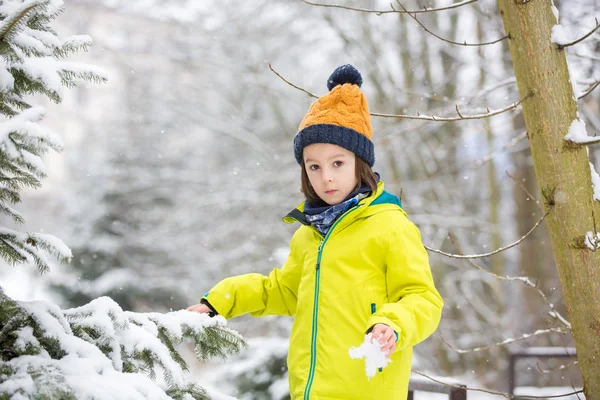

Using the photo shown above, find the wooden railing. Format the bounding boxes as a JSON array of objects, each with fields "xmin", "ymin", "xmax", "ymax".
[{"xmin": 508, "ymin": 347, "xmax": 577, "ymax": 395}]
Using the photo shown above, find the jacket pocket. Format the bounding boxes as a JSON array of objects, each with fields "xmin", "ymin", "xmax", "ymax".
[{"xmin": 369, "ymin": 302, "xmax": 383, "ymax": 373}]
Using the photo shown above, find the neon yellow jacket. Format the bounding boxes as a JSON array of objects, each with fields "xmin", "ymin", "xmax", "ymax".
[{"xmin": 202, "ymin": 181, "xmax": 443, "ymax": 400}]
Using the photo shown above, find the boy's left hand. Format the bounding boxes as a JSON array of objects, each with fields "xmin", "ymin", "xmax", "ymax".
[{"xmin": 371, "ymin": 323, "xmax": 396, "ymax": 356}]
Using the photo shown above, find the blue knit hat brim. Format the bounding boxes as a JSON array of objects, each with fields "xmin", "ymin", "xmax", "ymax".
[{"xmin": 293, "ymin": 124, "xmax": 375, "ymax": 167}]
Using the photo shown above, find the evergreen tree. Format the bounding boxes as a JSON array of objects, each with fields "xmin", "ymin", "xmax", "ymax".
[{"xmin": 0, "ymin": 1, "xmax": 244, "ymax": 398}]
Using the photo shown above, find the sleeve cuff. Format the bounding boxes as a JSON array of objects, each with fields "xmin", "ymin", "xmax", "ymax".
[{"xmin": 200, "ymin": 298, "xmax": 218, "ymax": 317}]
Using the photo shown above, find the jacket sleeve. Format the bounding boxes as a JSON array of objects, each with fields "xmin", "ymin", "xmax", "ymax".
[
  {"xmin": 200, "ymin": 229, "xmax": 304, "ymax": 319},
  {"xmin": 366, "ymin": 216, "xmax": 443, "ymax": 350}
]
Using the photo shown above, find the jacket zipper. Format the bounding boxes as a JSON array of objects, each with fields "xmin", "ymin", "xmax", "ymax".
[{"xmin": 303, "ymin": 205, "xmax": 360, "ymax": 399}]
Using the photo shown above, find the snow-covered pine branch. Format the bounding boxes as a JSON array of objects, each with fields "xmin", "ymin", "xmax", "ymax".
[
  {"xmin": 0, "ymin": 0, "xmax": 107, "ymax": 273},
  {"xmin": 0, "ymin": 0, "xmax": 107, "ymax": 107},
  {"xmin": 0, "ymin": 293, "xmax": 246, "ymax": 399}
]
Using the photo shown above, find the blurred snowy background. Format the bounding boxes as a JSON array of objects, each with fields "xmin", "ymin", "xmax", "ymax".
[{"xmin": 1, "ymin": 0, "xmax": 598, "ymax": 398}]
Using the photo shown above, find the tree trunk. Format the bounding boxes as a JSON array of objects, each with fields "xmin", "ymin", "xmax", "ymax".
[{"xmin": 497, "ymin": 1, "xmax": 600, "ymax": 398}]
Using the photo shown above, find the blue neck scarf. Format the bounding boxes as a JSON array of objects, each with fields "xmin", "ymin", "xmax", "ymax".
[{"xmin": 303, "ymin": 182, "xmax": 374, "ymax": 236}]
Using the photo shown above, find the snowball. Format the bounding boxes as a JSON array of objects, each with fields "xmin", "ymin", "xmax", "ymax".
[{"xmin": 348, "ymin": 333, "xmax": 392, "ymax": 379}]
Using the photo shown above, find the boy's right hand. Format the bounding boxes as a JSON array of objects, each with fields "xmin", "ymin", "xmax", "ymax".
[{"xmin": 186, "ymin": 303, "xmax": 211, "ymax": 314}]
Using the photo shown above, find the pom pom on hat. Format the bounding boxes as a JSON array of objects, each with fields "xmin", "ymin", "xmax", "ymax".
[{"xmin": 327, "ymin": 64, "xmax": 363, "ymax": 91}]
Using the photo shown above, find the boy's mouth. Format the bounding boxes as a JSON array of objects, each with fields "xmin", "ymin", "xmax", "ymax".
[{"xmin": 325, "ymin": 190, "xmax": 337, "ymax": 195}]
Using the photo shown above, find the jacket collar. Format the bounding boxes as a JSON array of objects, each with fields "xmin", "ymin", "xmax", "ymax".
[{"xmin": 283, "ymin": 181, "xmax": 401, "ymax": 235}]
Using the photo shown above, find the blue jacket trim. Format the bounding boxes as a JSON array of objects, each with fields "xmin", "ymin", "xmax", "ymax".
[{"xmin": 370, "ymin": 190, "xmax": 402, "ymax": 208}]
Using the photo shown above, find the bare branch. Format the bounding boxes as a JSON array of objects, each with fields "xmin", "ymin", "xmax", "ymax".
[
  {"xmin": 394, "ymin": 1, "xmax": 508, "ymax": 46},
  {"xmin": 370, "ymin": 94, "xmax": 530, "ymax": 121},
  {"xmin": 299, "ymin": 0, "xmax": 477, "ymax": 15},
  {"xmin": 557, "ymin": 18, "xmax": 600, "ymax": 49},
  {"xmin": 506, "ymin": 170, "xmax": 541, "ymax": 211},
  {"xmin": 472, "ymin": 131, "xmax": 528, "ymax": 169},
  {"xmin": 471, "ymin": 77, "xmax": 517, "ymax": 101},
  {"xmin": 269, "ymin": 64, "xmax": 531, "ymax": 122},
  {"xmin": 425, "ymin": 208, "xmax": 551, "ymax": 259},
  {"xmin": 412, "ymin": 371, "xmax": 584, "ymax": 399},
  {"xmin": 537, "ymin": 360, "xmax": 579, "ymax": 374},
  {"xmin": 448, "ymin": 233, "xmax": 571, "ymax": 328},
  {"xmin": 268, "ymin": 63, "xmax": 318, "ymax": 99},
  {"xmin": 441, "ymin": 327, "xmax": 569, "ymax": 354},
  {"xmin": 578, "ymin": 80, "xmax": 600, "ymax": 100}
]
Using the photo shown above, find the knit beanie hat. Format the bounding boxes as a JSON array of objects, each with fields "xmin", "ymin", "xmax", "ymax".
[{"xmin": 293, "ymin": 64, "xmax": 375, "ymax": 167}]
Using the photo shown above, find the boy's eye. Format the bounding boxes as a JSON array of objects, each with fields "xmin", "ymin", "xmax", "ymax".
[
  {"xmin": 309, "ymin": 164, "xmax": 320, "ymax": 171},
  {"xmin": 333, "ymin": 161, "xmax": 343, "ymax": 167}
]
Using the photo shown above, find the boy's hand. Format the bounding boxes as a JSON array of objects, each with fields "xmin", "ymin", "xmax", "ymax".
[
  {"xmin": 371, "ymin": 323, "xmax": 397, "ymax": 356},
  {"xmin": 186, "ymin": 303, "xmax": 211, "ymax": 314}
]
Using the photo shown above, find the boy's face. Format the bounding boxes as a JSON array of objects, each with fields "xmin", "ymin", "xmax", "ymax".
[{"xmin": 303, "ymin": 143, "xmax": 358, "ymax": 206}]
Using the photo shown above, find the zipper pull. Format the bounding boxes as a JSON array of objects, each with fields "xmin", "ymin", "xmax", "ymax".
[{"xmin": 316, "ymin": 239, "xmax": 324, "ymax": 269}]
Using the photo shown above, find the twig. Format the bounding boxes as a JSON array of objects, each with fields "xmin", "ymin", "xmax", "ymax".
[
  {"xmin": 269, "ymin": 63, "xmax": 530, "ymax": 121},
  {"xmin": 425, "ymin": 208, "xmax": 551, "ymax": 259},
  {"xmin": 394, "ymin": 1, "xmax": 508, "ymax": 46},
  {"xmin": 472, "ymin": 131, "xmax": 528, "ymax": 169},
  {"xmin": 299, "ymin": 0, "xmax": 477, "ymax": 15},
  {"xmin": 441, "ymin": 327, "xmax": 569, "ymax": 354},
  {"xmin": 565, "ymin": 135, "xmax": 600, "ymax": 147},
  {"xmin": 578, "ymin": 80, "xmax": 600, "ymax": 100},
  {"xmin": 448, "ymin": 232, "xmax": 571, "ymax": 328},
  {"xmin": 372, "ymin": 94, "xmax": 530, "ymax": 120},
  {"xmin": 0, "ymin": 5, "xmax": 39, "ymax": 41},
  {"xmin": 471, "ymin": 77, "xmax": 517, "ymax": 101},
  {"xmin": 268, "ymin": 63, "xmax": 318, "ymax": 99},
  {"xmin": 506, "ymin": 170, "xmax": 541, "ymax": 211},
  {"xmin": 270, "ymin": 63, "xmax": 531, "ymax": 123},
  {"xmin": 536, "ymin": 360, "xmax": 579, "ymax": 374},
  {"xmin": 412, "ymin": 370, "xmax": 584, "ymax": 399},
  {"xmin": 557, "ymin": 18, "xmax": 600, "ymax": 49}
]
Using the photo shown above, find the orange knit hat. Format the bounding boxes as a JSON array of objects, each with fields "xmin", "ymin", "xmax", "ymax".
[{"xmin": 293, "ymin": 64, "xmax": 375, "ymax": 166}]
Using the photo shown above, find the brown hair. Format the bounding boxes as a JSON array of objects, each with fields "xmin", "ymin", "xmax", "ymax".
[{"xmin": 301, "ymin": 156, "xmax": 378, "ymax": 205}]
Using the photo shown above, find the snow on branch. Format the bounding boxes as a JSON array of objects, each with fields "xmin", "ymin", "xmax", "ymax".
[
  {"xmin": 0, "ymin": 106, "xmax": 69, "ymax": 271},
  {"xmin": 583, "ymin": 231, "xmax": 600, "ymax": 251},
  {"xmin": 441, "ymin": 327, "xmax": 570, "ymax": 354},
  {"xmin": 564, "ymin": 118, "xmax": 600, "ymax": 146},
  {"xmin": 394, "ymin": 1, "xmax": 508, "ymax": 47},
  {"xmin": 425, "ymin": 208, "xmax": 551, "ymax": 259},
  {"xmin": 537, "ymin": 360, "xmax": 579, "ymax": 374},
  {"xmin": 299, "ymin": 0, "xmax": 477, "ymax": 15},
  {"xmin": 269, "ymin": 64, "xmax": 529, "ymax": 122},
  {"xmin": 0, "ymin": 227, "xmax": 71, "ymax": 272},
  {"xmin": 411, "ymin": 370, "xmax": 584, "ymax": 399},
  {"xmin": 0, "ymin": 0, "xmax": 47, "ymax": 42},
  {"xmin": 0, "ymin": 0, "xmax": 108, "ymax": 109},
  {"xmin": 372, "ymin": 94, "xmax": 531, "ymax": 121},
  {"xmin": 552, "ymin": 17, "xmax": 600, "ymax": 50},
  {"xmin": 0, "ymin": 295, "xmax": 245, "ymax": 399}
]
